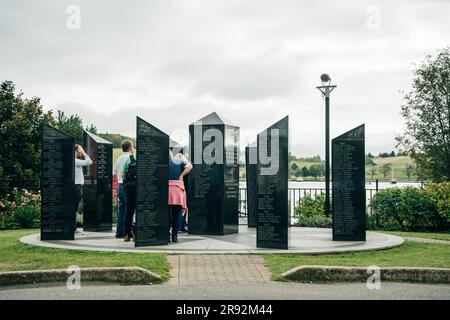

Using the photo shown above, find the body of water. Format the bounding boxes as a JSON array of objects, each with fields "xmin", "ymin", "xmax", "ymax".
[
  {"xmin": 238, "ymin": 180, "xmax": 423, "ymax": 215},
  {"xmin": 239, "ymin": 180, "xmax": 422, "ymax": 189}
]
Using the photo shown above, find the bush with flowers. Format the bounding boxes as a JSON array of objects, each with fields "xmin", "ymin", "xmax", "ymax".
[{"xmin": 0, "ymin": 188, "xmax": 41, "ymax": 229}]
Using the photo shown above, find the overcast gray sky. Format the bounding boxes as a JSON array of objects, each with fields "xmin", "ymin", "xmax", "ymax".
[{"xmin": 1, "ymin": 0, "xmax": 449, "ymax": 156}]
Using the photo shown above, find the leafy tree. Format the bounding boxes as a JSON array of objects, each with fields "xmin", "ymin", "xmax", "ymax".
[
  {"xmin": 396, "ymin": 47, "xmax": 450, "ymax": 182},
  {"xmin": 309, "ymin": 164, "xmax": 322, "ymax": 179},
  {"xmin": 381, "ymin": 163, "xmax": 392, "ymax": 179},
  {"xmin": 370, "ymin": 164, "xmax": 377, "ymax": 179},
  {"xmin": 291, "ymin": 162, "xmax": 298, "ymax": 171},
  {"xmin": 414, "ymin": 157, "xmax": 427, "ymax": 181},
  {"xmin": 301, "ymin": 166, "xmax": 310, "ymax": 177},
  {"xmin": 365, "ymin": 155, "xmax": 375, "ymax": 166},
  {"xmin": 0, "ymin": 81, "xmax": 54, "ymax": 190},
  {"xmin": 290, "ymin": 162, "xmax": 300, "ymax": 178},
  {"xmin": 298, "ymin": 155, "xmax": 321, "ymax": 162},
  {"xmin": 404, "ymin": 163, "xmax": 415, "ymax": 179},
  {"xmin": 85, "ymin": 124, "xmax": 97, "ymax": 135},
  {"xmin": 54, "ymin": 110, "xmax": 97, "ymax": 145}
]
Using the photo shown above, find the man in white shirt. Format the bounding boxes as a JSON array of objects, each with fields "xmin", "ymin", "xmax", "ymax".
[
  {"xmin": 74, "ymin": 144, "xmax": 93, "ymax": 232},
  {"xmin": 113, "ymin": 140, "xmax": 134, "ymax": 238}
]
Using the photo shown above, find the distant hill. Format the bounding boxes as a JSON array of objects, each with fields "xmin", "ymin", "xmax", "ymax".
[
  {"xmin": 98, "ymin": 133, "xmax": 136, "ymax": 149},
  {"xmin": 113, "ymin": 147, "xmax": 420, "ymax": 182},
  {"xmin": 289, "ymin": 155, "xmax": 419, "ymax": 181},
  {"xmin": 368, "ymin": 155, "xmax": 418, "ymax": 181}
]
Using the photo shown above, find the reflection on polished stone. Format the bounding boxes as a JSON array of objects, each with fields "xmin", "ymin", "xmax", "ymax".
[{"xmin": 245, "ymin": 143, "xmax": 257, "ymax": 228}]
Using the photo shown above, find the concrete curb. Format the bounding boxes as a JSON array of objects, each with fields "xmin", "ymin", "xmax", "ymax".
[
  {"xmin": 282, "ymin": 265, "xmax": 450, "ymax": 284},
  {"xmin": 0, "ymin": 267, "xmax": 161, "ymax": 287}
]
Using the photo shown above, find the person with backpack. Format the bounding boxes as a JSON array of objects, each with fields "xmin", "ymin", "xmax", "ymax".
[
  {"xmin": 122, "ymin": 144, "xmax": 137, "ymax": 242},
  {"xmin": 113, "ymin": 140, "xmax": 134, "ymax": 238}
]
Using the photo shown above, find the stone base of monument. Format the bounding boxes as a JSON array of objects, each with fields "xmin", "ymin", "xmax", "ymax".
[{"xmin": 21, "ymin": 227, "xmax": 404, "ymax": 254}]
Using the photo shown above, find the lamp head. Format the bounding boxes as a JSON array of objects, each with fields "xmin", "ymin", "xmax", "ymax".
[{"xmin": 320, "ymin": 73, "xmax": 331, "ymax": 85}]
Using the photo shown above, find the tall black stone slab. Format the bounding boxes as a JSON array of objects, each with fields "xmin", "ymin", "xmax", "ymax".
[
  {"xmin": 135, "ymin": 117, "xmax": 169, "ymax": 247},
  {"xmin": 83, "ymin": 131, "xmax": 113, "ymax": 231},
  {"xmin": 188, "ymin": 112, "xmax": 239, "ymax": 235},
  {"xmin": 41, "ymin": 125, "xmax": 75, "ymax": 240},
  {"xmin": 332, "ymin": 124, "xmax": 366, "ymax": 241},
  {"xmin": 245, "ymin": 143, "xmax": 257, "ymax": 228},
  {"xmin": 256, "ymin": 116, "xmax": 289, "ymax": 249}
]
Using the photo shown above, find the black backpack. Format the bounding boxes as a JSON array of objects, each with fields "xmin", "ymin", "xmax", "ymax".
[{"xmin": 124, "ymin": 155, "xmax": 137, "ymax": 186}]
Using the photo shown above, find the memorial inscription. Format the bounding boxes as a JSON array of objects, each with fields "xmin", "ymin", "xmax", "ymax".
[
  {"xmin": 188, "ymin": 112, "xmax": 239, "ymax": 235},
  {"xmin": 256, "ymin": 116, "xmax": 289, "ymax": 249},
  {"xmin": 83, "ymin": 131, "xmax": 113, "ymax": 231},
  {"xmin": 41, "ymin": 125, "xmax": 75, "ymax": 240},
  {"xmin": 332, "ymin": 124, "xmax": 366, "ymax": 241},
  {"xmin": 135, "ymin": 117, "xmax": 169, "ymax": 247}
]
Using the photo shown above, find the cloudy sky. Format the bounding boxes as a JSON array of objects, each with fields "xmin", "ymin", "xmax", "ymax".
[{"xmin": 1, "ymin": 0, "xmax": 449, "ymax": 156}]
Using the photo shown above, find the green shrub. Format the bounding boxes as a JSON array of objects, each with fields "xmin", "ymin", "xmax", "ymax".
[
  {"xmin": 296, "ymin": 215, "xmax": 332, "ymax": 228},
  {"xmin": 369, "ymin": 187, "xmax": 439, "ymax": 230},
  {"xmin": 295, "ymin": 195, "xmax": 325, "ymax": 217},
  {"xmin": 0, "ymin": 189, "xmax": 41, "ymax": 230},
  {"xmin": 294, "ymin": 195, "xmax": 331, "ymax": 228},
  {"xmin": 425, "ymin": 182, "xmax": 450, "ymax": 222},
  {"xmin": 12, "ymin": 204, "xmax": 40, "ymax": 228}
]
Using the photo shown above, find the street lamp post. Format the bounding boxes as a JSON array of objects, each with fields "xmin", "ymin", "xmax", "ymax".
[{"xmin": 316, "ymin": 74, "xmax": 337, "ymax": 217}]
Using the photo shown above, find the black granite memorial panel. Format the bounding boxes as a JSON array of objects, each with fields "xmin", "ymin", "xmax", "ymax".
[
  {"xmin": 256, "ymin": 116, "xmax": 289, "ymax": 249},
  {"xmin": 135, "ymin": 117, "xmax": 169, "ymax": 247},
  {"xmin": 83, "ymin": 131, "xmax": 113, "ymax": 231},
  {"xmin": 41, "ymin": 125, "xmax": 75, "ymax": 240},
  {"xmin": 245, "ymin": 144, "xmax": 257, "ymax": 228},
  {"xmin": 332, "ymin": 124, "xmax": 366, "ymax": 241},
  {"xmin": 188, "ymin": 112, "xmax": 239, "ymax": 235},
  {"xmin": 223, "ymin": 125, "xmax": 239, "ymax": 235}
]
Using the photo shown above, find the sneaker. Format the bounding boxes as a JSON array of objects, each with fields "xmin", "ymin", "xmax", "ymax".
[
  {"xmin": 124, "ymin": 235, "xmax": 131, "ymax": 242},
  {"xmin": 115, "ymin": 234, "xmax": 124, "ymax": 239}
]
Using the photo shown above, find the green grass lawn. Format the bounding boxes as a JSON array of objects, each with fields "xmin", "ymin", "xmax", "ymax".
[
  {"xmin": 0, "ymin": 229, "xmax": 170, "ymax": 282},
  {"xmin": 379, "ymin": 231, "xmax": 450, "ymax": 241},
  {"xmin": 264, "ymin": 241, "xmax": 450, "ymax": 281}
]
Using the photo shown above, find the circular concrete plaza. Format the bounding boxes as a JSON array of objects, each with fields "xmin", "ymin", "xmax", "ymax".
[{"xmin": 20, "ymin": 226, "xmax": 404, "ymax": 254}]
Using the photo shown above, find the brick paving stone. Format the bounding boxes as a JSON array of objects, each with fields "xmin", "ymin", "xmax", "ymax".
[{"xmin": 167, "ymin": 255, "xmax": 271, "ymax": 285}]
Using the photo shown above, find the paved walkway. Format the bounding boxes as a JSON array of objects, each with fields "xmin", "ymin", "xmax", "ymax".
[
  {"xmin": 2, "ymin": 282, "xmax": 449, "ymax": 300},
  {"xmin": 20, "ymin": 227, "xmax": 404, "ymax": 254},
  {"xmin": 167, "ymin": 255, "xmax": 271, "ymax": 285}
]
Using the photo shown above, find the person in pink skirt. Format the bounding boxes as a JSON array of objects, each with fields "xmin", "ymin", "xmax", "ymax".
[{"xmin": 168, "ymin": 149, "xmax": 192, "ymax": 243}]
